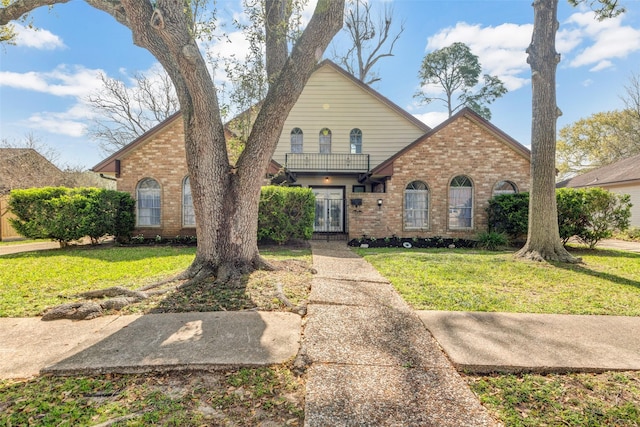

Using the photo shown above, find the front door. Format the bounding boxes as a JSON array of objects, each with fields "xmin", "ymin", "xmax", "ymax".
[{"xmin": 312, "ymin": 187, "xmax": 344, "ymax": 233}]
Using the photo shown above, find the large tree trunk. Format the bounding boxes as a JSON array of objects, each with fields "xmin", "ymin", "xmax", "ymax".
[
  {"xmin": 1, "ymin": 0, "xmax": 345, "ymax": 283},
  {"xmin": 516, "ymin": 0, "xmax": 579, "ymax": 263}
]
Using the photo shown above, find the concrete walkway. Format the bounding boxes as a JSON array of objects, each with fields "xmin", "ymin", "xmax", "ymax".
[
  {"xmin": 0, "ymin": 312, "xmax": 301, "ymax": 379},
  {"xmin": 303, "ymin": 241, "xmax": 497, "ymax": 427}
]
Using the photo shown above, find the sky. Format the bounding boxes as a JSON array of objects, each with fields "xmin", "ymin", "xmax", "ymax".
[{"xmin": 1, "ymin": 0, "xmax": 639, "ymax": 170}]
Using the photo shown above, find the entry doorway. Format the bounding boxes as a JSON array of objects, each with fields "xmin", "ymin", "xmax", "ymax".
[{"xmin": 312, "ymin": 187, "xmax": 344, "ymax": 233}]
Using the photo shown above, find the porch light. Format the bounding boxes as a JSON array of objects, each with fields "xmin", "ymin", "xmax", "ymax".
[
  {"xmin": 377, "ymin": 198, "xmax": 383, "ymax": 208},
  {"xmin": 324, "ymin": 176, "xmax": 329, "ymax": 182}
]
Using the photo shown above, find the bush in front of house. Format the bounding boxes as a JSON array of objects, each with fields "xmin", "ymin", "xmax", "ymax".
[
  {"xmin": 486, "ymin": 192, "xmax": 529, "ymax": 242},
  {"xmin": 258, "ymin": 186, "xmax": 315, "ymax": 245},
  {"xmin": 348, "ymin": 236, "xmax": 476, "ymax": 249},
  {"xmin": 487, "ymin": 188, "xmax": 632, "ymax": 248},
  {"xmin": 8, "ymin": 187, "xmax": 135, "ymax": 245}
]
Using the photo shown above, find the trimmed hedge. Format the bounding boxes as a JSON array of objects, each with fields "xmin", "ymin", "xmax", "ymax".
[
  {"xmin": 8, "ymin": 187, "xmax": 135, "ymax": 245},
  {"xmin": 258, "ymin": 186, "xmax": 315, "ymax": 245},
  {"xmin": 487, "ymin": 188, "xmax": 632, "ymax": 248}
]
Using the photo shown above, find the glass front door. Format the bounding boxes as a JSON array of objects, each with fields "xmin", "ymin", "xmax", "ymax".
[{"xmin": 312, "ymin": 187, "xmax": 344, "ymax": 232}]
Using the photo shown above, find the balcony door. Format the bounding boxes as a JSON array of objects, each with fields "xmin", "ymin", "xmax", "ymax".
[{"xmin": 312, "ymin": 187, "xmax": 344, "ymax": 233}]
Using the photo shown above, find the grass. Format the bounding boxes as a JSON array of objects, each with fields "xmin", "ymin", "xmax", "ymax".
[
  {"xmin": 356, "ymin": 247, "xmax": 640, "ymax": 316},
  {"xmin": 0, "ymin": 244, "xmax": 313, "ymax": 317},
  {"xmin": 0, "ymin": 238, "xmax": 49, "ymax": 246},
  {"xmin": 0, "ymin": 367, "xmax": 304, "ymax": 426},
  {"xmin": 357, "ymin": 245, "xmax": 640, "ymax": 425},
  {"xmin": 467, "ymin": 371, "xmax": 640, "ymax": 426},
  {"xmin": 0, "ymin": 245, "xmax": 197, "ymax": 317}
]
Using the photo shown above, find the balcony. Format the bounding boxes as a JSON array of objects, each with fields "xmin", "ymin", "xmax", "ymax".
[{"xmin": 285, "ymin": 153, "xmax": 370, "ymax": 173}]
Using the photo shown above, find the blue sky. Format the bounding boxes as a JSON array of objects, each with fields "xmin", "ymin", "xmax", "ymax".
[{"xmin": 1, "ymin": 0, "xmax": 639, "ymax": 170}]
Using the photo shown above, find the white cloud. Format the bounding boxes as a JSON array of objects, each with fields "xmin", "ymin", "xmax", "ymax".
[
  {"xmin": 564, "ymin": 11, "xmax": 640, "ymax": 69},
  {"xmin": 425, "ymin": 22, "xmax": 532, "ymax": 92},
  {"xmin": 12, "ymin": 23, "xmax": 65, "ymax": 50},
  {"xmin": 413, "ymin": 111, "xmax": 449, "ymax": 128},
  {"xmin": 0, "ymin": 65, "xmax": 104, "ymax": 97},
  {"xmin": 26, "ymin": 113, "xmax": 88, "ymax": 137}
]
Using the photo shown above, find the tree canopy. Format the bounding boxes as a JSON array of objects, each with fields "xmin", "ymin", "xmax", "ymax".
[{"xmin": 415, "ymin": 41, "xmax": 507, "ymax": 120}]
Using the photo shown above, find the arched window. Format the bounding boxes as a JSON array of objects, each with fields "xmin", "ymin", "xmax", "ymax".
[
  {"xmin": 350, "ymin": 128, "xmax": 362, "ymax": 154},
  {"xmin": 136, "ymin": 178, "xmax": 161, "ymax": 226},
  {"xmin": 319, "ymin": 128, "xmax": 332, "ymax": 153},
  {"xmin": 449, "ymin": 175, "xmax": 473, "ymax": 229},
  {"xmin": 183, "ymin": 176, "xmax": 195, "ymax": 227},
  {"xmin": 492, "ymin": 180, "xmax": 518, "ymax": 197},
  {"xmin": 404, "ymin": 181, "xmax": 429, "ymax": 229},
  {"xmin": 290, "ymin": 128, "xmax": 303, "ymax": 153}
]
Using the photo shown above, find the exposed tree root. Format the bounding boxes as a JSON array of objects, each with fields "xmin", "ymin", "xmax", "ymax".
[
  {"xmin": 275, "ymin": 281, "xmax": 307, "ymax": 315},
  {"xmin": 41, "ymin": 255, "xmax": 317, "ymax": 321}
]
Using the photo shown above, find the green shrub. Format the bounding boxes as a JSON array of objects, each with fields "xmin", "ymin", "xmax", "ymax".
[
  {"xmin": 8, "ymin": 187, "xmax": 135, "ymax": 245},
  {"xmin": 486, "ymin": 193, "xmax": 529, "ymax": 241},
  {"xmin": 258, "ymin": 186, "xmax": 315, "ymax": 244},
  {"xmin": 476, "ymin": 231, "xmax": 509, "ymax": 251},
  {"xmin": 487, "ymin": 188, "xmax": 632, "ymax": 249},
  {"xmin": 615, "ymin": 226, "xmax": 640, "ymax": 242}
]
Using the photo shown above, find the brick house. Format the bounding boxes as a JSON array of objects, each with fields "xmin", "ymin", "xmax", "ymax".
[
  {"xmin": 93, "ymin": 60, "xmax": 531, "ymax": 240},
  {"xmin": 0, "ymin": 148, "xmax": 68, "ymax": 240}
]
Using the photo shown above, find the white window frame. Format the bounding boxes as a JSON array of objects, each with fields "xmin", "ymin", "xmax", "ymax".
[
  {"xmin": 136, "ymin": 178, "xmax": 161, "ymax": 227},
  {"xmin": 448, "ymin": 175, "xmax": 473, "ymax": 229},
  {"xmin": 319, "ymin": 128, "xmax": 332, "ymax": 153},
  {"xmin": 350, "ymin": 128, "xmax": 362, "ymax": 154},
  {"xmin": 492, "ymin": 180, "xmax": 518, "ymax": 197},
  {"xmin": 404, "ymin": 181, "xmax": 429, "ymax": 230},
  {"xmin": 290, "ymin": 128, "xmax": 303, "ymax": 153},
  {"xmin": 183, "ymin": 176, "xmax": 195, "ymax": 227}
]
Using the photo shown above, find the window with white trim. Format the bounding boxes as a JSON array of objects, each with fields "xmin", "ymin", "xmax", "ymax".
[
  {"xmin": 449, "ymin": 175, "xmax": 473, "ymax": 229},
  {"xmin": 290, "ymin": 128, "xmax": 303, "ymax": 153},
  {"xmin": 319, "ymin": 128, "xmax": 332, "ymax": 153},
  {"xmin": 183, "ymin": 176, "xmax": 195, "ymax": 227},
  {"xmin": 136, "ymin": 178, "xmax": 161, "ymax": 227},
  {"xmin": 350, "ymin": 128, "xmax": 362, "ymax": 154},
  {"xmin": 404, "ymin": 181, "xmax": 429, "ymax": 229},
  {"xmin": 492, "ymin": 180, "xmax": 518, "ymax": 196}
]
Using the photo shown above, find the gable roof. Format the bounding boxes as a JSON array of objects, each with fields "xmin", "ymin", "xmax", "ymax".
[
  {"xmin": 557, "ymin": 152, "xmax": 640, "ymax": 188},
  {"xmin": 370, "ymin": 107, "xmax": 531, "ymax": 177},
  {"xmin": 0, "ymin": 148, "xmax": 66, "ymax": 194},
  {"xmin": 92, "ymin": 60, "xmax": 430, "ymax": 173},
  {"xmin": 315, "ymin": 60, "xmax": 431, "ymax": 132}
]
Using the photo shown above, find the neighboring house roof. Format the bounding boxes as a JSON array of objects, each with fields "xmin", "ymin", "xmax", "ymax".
[
  {"xmin": 0, "ymin": 148, "xmax": 66, "ymax": 195},
  {"xmin": 370, "ymin": 107, "xmax": 531, "ymax": 177},
  {"xmin": 557, "ymin": 152, "xmax": 640, "ymax": 188},
  {"xmin": 92, "ymin": 60, "xmax": 431, "ymax": 174}
]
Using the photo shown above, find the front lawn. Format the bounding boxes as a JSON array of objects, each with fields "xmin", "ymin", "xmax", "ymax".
[
  {"xmin": 356, "ymin": 247, "xmax": 640, "ymax": 316},
  {"xmin": 0, "ymin": 245, "xmax": 312, "ymax": 317}
]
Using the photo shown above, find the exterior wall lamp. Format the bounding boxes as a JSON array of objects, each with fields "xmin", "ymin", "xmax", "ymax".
[
  {"xmin": 377, "ymin": 198, "xmax": 383, "ymax": 209},
  {"xmin": 324, "ymin": 176, "xmax": 329, "ymax": 183}
]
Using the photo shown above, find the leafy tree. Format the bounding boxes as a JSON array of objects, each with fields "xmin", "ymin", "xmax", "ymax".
[
  {"xmin": 557, "ymin": 109, "xmax": 640, "ymax": 179},
  {"xmin": 515, "ymin": 0, "xmax": 624, "ymax": 263},
  {"xmin": 1, "ymin": 0, "xmax": 345, "ymax": 285},
  {"xmin": 415, "ymin": 42, "xmax": 507, "ymax": 120},
  {"xmin": 331, "ymin": 0, "xmax": 404, "ymax": 86}
]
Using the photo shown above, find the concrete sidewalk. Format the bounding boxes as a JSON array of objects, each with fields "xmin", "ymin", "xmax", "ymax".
[
  {"xmin": 419, "ymin": 311, "xmax": 640, "ymax": 373},
  {"xmin": 303, "ymin": 241, "xmax": 497, "ymax": 426},
  {"xmin": 0, "ymin": 312, "xmax": 301, "ymax": 379}
]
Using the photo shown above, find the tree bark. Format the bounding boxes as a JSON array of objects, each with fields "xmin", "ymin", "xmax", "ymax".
[
  {"xmin": 516, "ymin": 0, "xmax": 579, "ymax": 263},
  {"xmin": 1, "ymin": 0, "xmax": 345, "ymax": 282}
]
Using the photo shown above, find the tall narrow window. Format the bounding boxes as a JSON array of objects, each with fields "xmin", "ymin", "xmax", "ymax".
[
  {"xmin": 319, "ymin": 128, "xmax": 332, "ymax": 153},
  {"xmin": 136, "ymin": 178, "xmax": 161, "ymax": 226},
  {"xmin": 404, "ymin": 181, "xmax": 429, "ymax": 229},
  {"xmin": 350, "ymin": 128, "xmax": 362, "ymax": 154},
  {"xmin": 290, "ymin": 128, "xmax": 303, "ymax": 153},
  {"xmin": 449, "ymin": 175, "xmax": 473, "ymax": 229},
  {"xmin": 492, "ymin": 180, "xmax": 518, "ymax": 197},
  {"xmin": 183, "ymin": 176, "xmax": 195, "ymax": 227}
]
